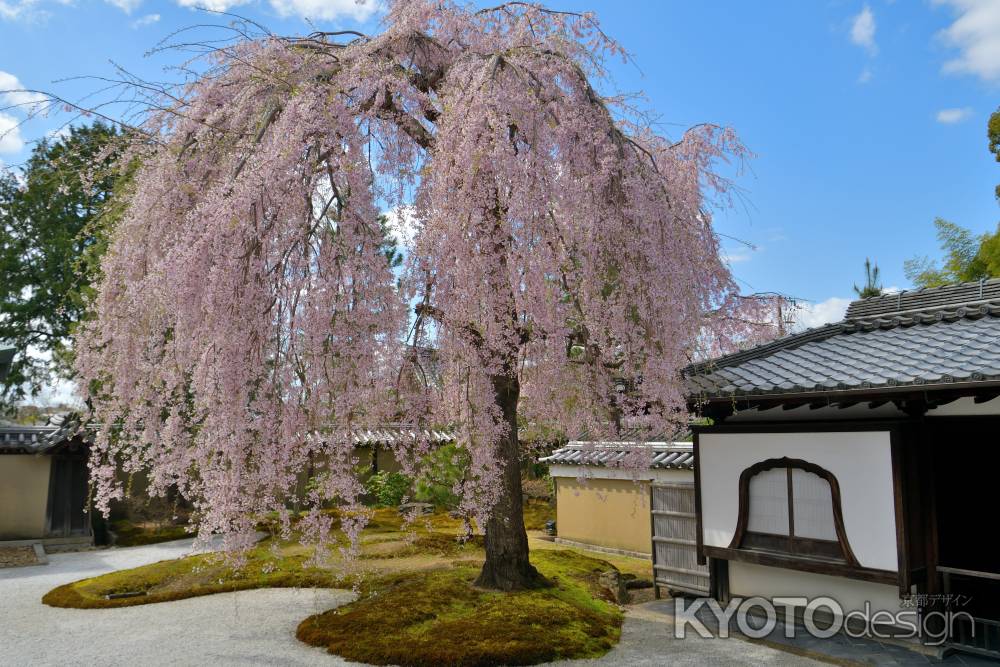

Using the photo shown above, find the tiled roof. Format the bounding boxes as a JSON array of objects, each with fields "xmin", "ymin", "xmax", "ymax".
[
  {"xmin": 542, "ymin": 441, "xmax": 695, "ymax": 470},
  {"xmin": 844, "ymin": 279, "xmax": 1000, "ymax": 320},
  {"xmin": 0, "ymin": 414, "xmax": 84, "ymax": 454},
  {"xmin": 2, "ymin": 417, "xmax": 448, "ymax": 453},
  {"xmin": 0, "ymin": 423, "xmax": 58, "ymax": 453},
  {"xmin": 349, "ymin": 425, "xmax": 452, "ymax": 446},
  {"xmin": 685, "ymin": 280, "xmax": 1000, "ymax": 399}
]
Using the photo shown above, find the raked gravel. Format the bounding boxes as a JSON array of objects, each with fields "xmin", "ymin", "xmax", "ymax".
[
  {"xmin": 0, "ymin": 538, "xmax": 820, "ymax": 666},
  {"xmin": 0, "ymin": 538, "xmax": 358, "ymax": 666}
]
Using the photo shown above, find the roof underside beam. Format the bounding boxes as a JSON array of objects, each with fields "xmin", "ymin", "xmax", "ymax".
[{"xmin": 690, "ymin": 386, "xmax": 998, "ymax": 417}]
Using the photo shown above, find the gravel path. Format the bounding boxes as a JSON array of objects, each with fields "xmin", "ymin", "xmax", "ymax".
[
  {"xmin": 0, "ymin": 538, "xmax": 357, "ymax": 666},
  {"xmin": 0, "ymin": 539, "xmax": 822, "ymax": 666}
]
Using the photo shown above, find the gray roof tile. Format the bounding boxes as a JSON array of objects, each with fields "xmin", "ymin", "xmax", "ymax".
[
  {"xmin": 542, "ymin": 441, "xmax": 695, "ymax": 470},
  {"xmin": 0, "ymin": 413, "xmax": 84, "ymax": 454},
  {"xmin": 685, "ymin": 283, "xmax": 1000, "ymax": 399}
]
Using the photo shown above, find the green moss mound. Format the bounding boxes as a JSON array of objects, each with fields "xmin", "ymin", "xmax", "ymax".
[
  {"xmin": 42, "ymin": 540, "xmax": 345, "ymax": 609},
  {"xmin": 295, "ymin": 550, "xmax": 623, "ymax": 667},
  {"xmin": 361, "ymin": 533, "xmax": 485, "ymax": 560},
  {"xmin": 111, "ymin": 520, "xmax": 191, "ymax": 547}
]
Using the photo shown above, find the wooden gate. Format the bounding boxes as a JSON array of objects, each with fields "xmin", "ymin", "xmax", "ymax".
[
  {"xmin": 939, "ymin": 567, "xmax": 1000, "ymax": 659},
  {"xmin": 651, "ymin": 482, "xmax": 709, "ymax": 596},
  {"xmin": 45, "ymin": 455, "xmax": 91, "ymax": 538}
]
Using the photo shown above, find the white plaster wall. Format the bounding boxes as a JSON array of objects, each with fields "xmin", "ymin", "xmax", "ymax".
[
  {"xmin": 729, "ymin": 561, "xmax": 905, "ymax": 616},
  {"xmin": 698, "ymin": 430, "xmax": 898, "ymax": 571},
  {"xmin": 928, "ymin": 395, "xmax": 1000, "ymax": 416},
  {"xmin": 548, "ymin": 464, "xmax": 693, "ymax": 484}
]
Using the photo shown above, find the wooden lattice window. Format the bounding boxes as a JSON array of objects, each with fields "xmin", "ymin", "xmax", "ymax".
[{"xmin": 728, "ymin": 457, "xmax": 859, "ymax": 566}]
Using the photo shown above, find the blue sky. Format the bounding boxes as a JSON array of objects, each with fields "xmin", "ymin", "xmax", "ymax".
[{"xmin": 2, "ymin": 0, "xmax": 999, "ymax": 329}]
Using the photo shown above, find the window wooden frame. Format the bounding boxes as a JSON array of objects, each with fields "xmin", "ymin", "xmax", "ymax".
[
  {"xmin": 728, "ymin": 457, "xmax": 860, "ymax": 567},
  {"xmin": 693, "ymin": 421, "xmax": 908, "ymax": 589}
]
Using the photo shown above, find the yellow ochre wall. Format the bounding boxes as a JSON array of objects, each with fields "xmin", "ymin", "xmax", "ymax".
[
  {"xmin": 0, "ymin": 455, "xmax": 52, "ymax": 539},
  {"xmin": 555, "ymin": 477, "xmax": 652, "ymax": 555}
]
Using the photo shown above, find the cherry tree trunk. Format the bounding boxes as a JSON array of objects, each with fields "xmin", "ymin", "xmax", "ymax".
[{"xmin": 474, "ymin": 372, "xmax": 545, "ymax": 591}]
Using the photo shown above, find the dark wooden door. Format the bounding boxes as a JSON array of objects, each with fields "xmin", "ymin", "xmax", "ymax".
[{"xmin": 46, "ymin": 456, "xmax": 91, "ymax": 537}]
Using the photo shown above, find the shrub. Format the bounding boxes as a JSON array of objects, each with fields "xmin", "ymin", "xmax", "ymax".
[
  {"xmin": 413, "ymin": 442, "xmax": 469, "ymax": 509},
  {"xmin": 365, "ymin": 471, "xmax": 411, "ymax": 507}
]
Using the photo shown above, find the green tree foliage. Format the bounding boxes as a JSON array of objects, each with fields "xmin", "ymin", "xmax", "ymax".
[
  {"xmin": 378, "ymin": 214, "xmax": 404, "ymax": 271},
  {"xmin": 904, "ymin": 110, "xmax": 1000, "ymax": 289},
  {"xmin": 904, "ymin": 218, "xmax": 998, "ymax": 288},
  {"xmin": 413, "ymin": 442, "xmax": 470, "ymax": 509},
  {"xmin": 853, "ymin": 258, "xmax": 884, "ymax": 298},
  {"xmin": 0, "ymin": 123, "xmax": 119, "ymax": 406},
  {"xmin": 364, "ymin": 471, "xmax": 411, "ymax": 507}
]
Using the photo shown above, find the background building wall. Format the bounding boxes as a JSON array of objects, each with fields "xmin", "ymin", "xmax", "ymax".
[
  {"xmin": 554, "ymin": 477, "xmax": 653, "ymax": 554},
  {"xmin": 550, "ymin": 465, "xmax": 694, "ymax": 555},
  {"xmin": 0, "ymin": 455, "xmax": 52, "ymax": 539}
]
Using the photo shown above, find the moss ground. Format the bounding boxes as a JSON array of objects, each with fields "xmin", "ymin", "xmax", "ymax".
[
  {"xmin": 110, "ymin": 520, "xmax": 191, "ymax": 547},
  {"xmin": 296, "ymin": 550, "xmax": 622, "ymax": 667},
  {"xmin": 521, "ymin": 498, "xmax": 554, "ymax": 531},
  {"xmin": 527, "ymin": 535, "xmax": 653, "ymax": 581},
  {"xmin": 42, "ymin": 539, "xmax": 346, "ymax": 609},
  {"xmin": 44, "ymin": 502, "xmax": 639, "ymax": 666}
]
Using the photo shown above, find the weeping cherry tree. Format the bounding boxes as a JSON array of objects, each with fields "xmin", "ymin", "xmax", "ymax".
[{"xmin": 75, "ymin": 0, "xmax": 780, "ymax": 591}]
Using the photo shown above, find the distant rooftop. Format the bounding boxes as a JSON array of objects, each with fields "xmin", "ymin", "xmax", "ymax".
[
  {"xmin": 0, "ymin": 414, "xmax": 86, "ymax": 455},
  {"xmin": 685, "ymin": 279, "xmax": 1000, "ymax": 400},
  {"xmin": 844, "ymin": 279, "xmax": 1000, "ymax": 320},
  {"xmin": 542, "ymin": 441, "xmax": 695, "ymax": 470},
  {"xmin": 350, "ymin": 425, "xmax": 452, "ymax": 446}
]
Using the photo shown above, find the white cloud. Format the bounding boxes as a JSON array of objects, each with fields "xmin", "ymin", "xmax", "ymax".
[
  {"xmin": 45, "ymin": 125, "xmax": 71, "ymax": 141},
  {"xmin": 0, "ymin": 0, "xmax": 19, "ymax": 19},
  {"xmin": 383, "ymin": 206, "xmax": 420, "ymax": 250},
  {"xmin": 0, "ymin": 111, "xmax": 25, "ymax": 154},
  {"xmin": 131, "ymin": 11, "xmax": 159, "ymax": 27},
  {"xmin": 30, "ymin": 377, "xmax": 82, "ymax": 408},
  {"xmin": 936, "ymin": 106, "xmax": 974, "ymax": 123},
  {"xmin": 175, "ymin": 0, "xmax": 250, "ymax": 12},
  {"xmin": 105, "ymin": 0, "xmax": 140, "ymax": 12},
  {"xmin": 850, "ymin": 5, "xmax": 878, "ymax": 55},
  {"xmin": 721, "ymin": 249, "xmax": 752, "ymax": 264},
  {"xmin": 14, "ymin": 345, "xmax": 83, "ymax": 408},
  {"xmin": 0, "ymin": 0, "xmax": 45, "ymax": 21},
  {"xmin": 0, "ymin": 70, "xmax": 47, "ymax": 111},
  {"xmin": 857, "ymin": 66, "xmax": 873, "ymax": 84},
  {"xmin": 791, "ymin": 296, "xmax": 852, "ymax": 331},
  {"xmin": 268, "ymin": 0, "xmax": 380, "ymax": 21},
  {"xmin": 935, "ymin": 0, "xmax": 1000, "ymax": 83}
]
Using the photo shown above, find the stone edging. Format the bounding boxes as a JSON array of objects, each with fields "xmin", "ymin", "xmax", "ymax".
[{"xmin": 553, "ymin": 537, "xmax": 651, "ymax": 560}]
